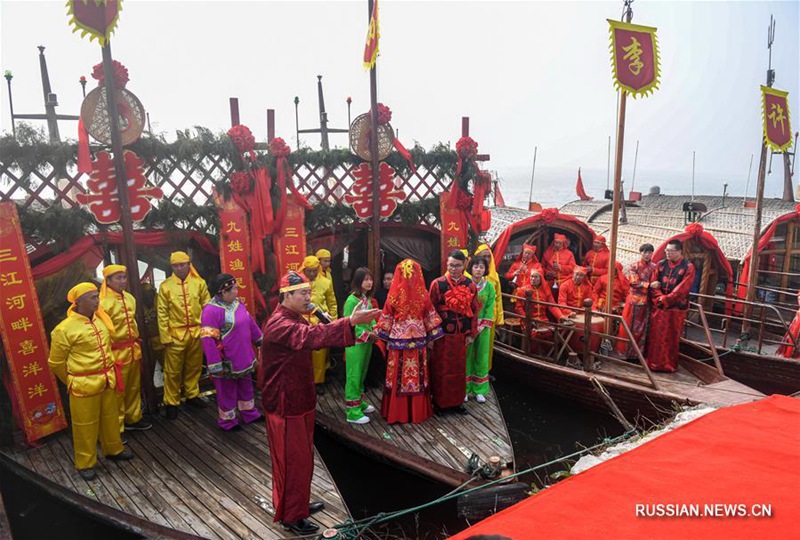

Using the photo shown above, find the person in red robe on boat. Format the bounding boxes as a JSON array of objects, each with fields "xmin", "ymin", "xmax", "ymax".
[
  {"xmin": 504, "ymin": 243, "xmax": 539, "ymax": 289},
  {"xmin": 583, "ymin": 235, "xmax": 610, "ymax": 286},
  {"xmin": 616, "ymin": 244, "xmax": 657, "ymax": 360},
  {"xmin": 430, "ymin": 250, "xmax": 478, "ymax": 414},
  {"xmin": 377, "ymin": 259, "xmax": 444, "ymax": 423},
  {"xmin": 259, "ymin": 272, "xmax": 380, "ymax": 535},
  {"xmin": 543, "ymin": 233, "xmax": 576, "ymax": 288},
  {"xmin": 646, "ymin": 239, "xmax": 696, "ymax": 372},
  {"xmin": 558, "ymin": 266, "xmax": 596, "ymax": 317},
  {"xmin": 593, "ymin": 261, "xmax": 630, "ymax": 314},
  {"xmin": 515, "ymin": 266, "xmax": 569, "ymax": 355},
  {"xmin": 776, "ymin": 292, "xmax": 800, "ymax": 359}
]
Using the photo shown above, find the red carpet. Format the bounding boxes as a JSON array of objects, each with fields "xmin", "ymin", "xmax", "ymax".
[{"xmin": 451, "ymin": 395, "xmax": 799, "ymax": 539}]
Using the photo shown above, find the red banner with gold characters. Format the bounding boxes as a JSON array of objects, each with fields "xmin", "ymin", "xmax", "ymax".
[
  {"xmin": 0, "ymin": 203, "xmax": 67, "ymax": 444},
  {"xmin": 439, "ymin": 196, "xmax": 468, "ymax": 270},
  {"xmin": 761, "ymin": 86, "xmax": 793, "ymax": 153},
  {"xmin": 274, "ymin": 198, "xmax": 307, "ymax": 276},
  {"xmin": 218, "ymin": 199, "xmax": 255, "ymax": 312},
  {"xmin": 608, "ymin": 19, "xmax": 661, "ymax": 98}
]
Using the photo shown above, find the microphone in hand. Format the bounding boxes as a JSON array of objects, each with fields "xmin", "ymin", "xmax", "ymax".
[{"xmin": 307, "ymin": 303, "xmax": 332, "ymax": 324}]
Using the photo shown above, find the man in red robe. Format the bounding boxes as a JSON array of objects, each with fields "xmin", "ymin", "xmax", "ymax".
[
  {"xmin": 646, "ymin": 240, "xmax": 696, "ymax": 372},
  {"xmin": 584, "ymin": 236, "xmax": 610, "ymax": 286},
  {"xmin": 543, "ymin": 233, "xmax": 576, "ymax": 288},
  {"xmin": 259, "ymin": 272, "xmax": 379, "ymax": 534},
  {"xmin": 617, "ymin": 243, "xmax": 657, "ymax": 359},
  {"xmin": 430, "ymin": 250, "xmax": 478, "ymax": 414},
  {"xmin": 504, "ymin": 243, "xmax": 539, "ymax": 289},
  {"xmin": 593, "ymin": 261, "xmax": 630, "ymax": 314},
  {"xmin": 515, "ymin": 267, "xmax": 568, "ymax": 355},
  {"xmin": 558, "ymin": 266, "xmax": 596, "ymax": 317}
]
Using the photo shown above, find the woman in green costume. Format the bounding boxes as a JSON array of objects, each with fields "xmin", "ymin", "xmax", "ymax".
[
  {"xmin": 465, "ymin": 257, "xmax": 495, "ymax": 403},
  {"xmin": 343, "ymin": 267, "xmax": 378, "ymax": 424}
]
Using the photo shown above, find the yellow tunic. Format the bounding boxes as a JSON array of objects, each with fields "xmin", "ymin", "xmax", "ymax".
[
  {"xmin": 101, "ymin": 290, "xmax": 141, "ymax": 365},
  {"xmin": 157, "ymin": 274, "xmax": 211, "ymax": 343},
  {"xmin": 48, "ymin": 312, "xmax": 117, "ymax": 397},
  {"xmin": 310, "ymin": 274, "xmax": 338, "ymax": 321}
]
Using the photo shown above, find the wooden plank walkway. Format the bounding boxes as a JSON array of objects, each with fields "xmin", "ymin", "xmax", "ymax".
[
  {"xmin": 316, "ymin": 360, "xmax": 515, "ymax": 487},
  {"xmin": 3, "ymin": 395, "xmax": 350, "ymax": 539}
]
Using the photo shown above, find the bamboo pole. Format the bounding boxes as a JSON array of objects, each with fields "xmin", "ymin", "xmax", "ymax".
[{"xmin": 368, "ymin": 0, "xmax": 381, "ymax": 278}]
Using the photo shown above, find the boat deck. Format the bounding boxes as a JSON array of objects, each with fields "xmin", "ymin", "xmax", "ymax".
[
  {"xmin": 316, "ymin": 360, "xmax": 515, "ymax": 487},
  {"xmin": 2, "ymin": 395, "xmax": 350, "ymax": 540}
]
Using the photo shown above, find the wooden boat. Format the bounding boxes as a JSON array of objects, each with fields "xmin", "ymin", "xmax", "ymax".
[
  {"xmin": 315, "ymin": 359, "xmax": 516, "ymax": 489},
  {"xmin": 1, "ymin": 394, "xmax": 351, "ymax": 540}
]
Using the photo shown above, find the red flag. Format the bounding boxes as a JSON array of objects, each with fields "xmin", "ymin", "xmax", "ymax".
[
  {"xmin": 576, "ymin": 168, "xmax": 593, "ymax": 200},
  {"xmin": 363, "ymin": 0, "xmax": 380, "ymax": 69},
  {"xmin": 495, "ymin": 184, "xmax": 506, "ymax": 207}
]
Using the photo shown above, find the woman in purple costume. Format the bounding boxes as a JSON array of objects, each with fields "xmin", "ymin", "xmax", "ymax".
[{"xmin": 200, "ymin": 274, "xmax": 263, "ymax": 430}]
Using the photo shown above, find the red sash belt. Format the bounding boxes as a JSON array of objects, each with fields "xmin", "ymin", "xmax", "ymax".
[
  {"xmin": 111, "ymin": 338, "xmax": 141, "ymax": 351},
  {"xmin": 69, "ymin": 363, "xmax": 124, "ymax": 394}
]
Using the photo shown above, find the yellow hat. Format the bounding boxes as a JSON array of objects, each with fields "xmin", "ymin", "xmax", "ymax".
[
  {"xmin": 170, "ymin": 251, "xmax": 191, "ymax": 265},
  {"xmin": 315, "ymin": 249, "xmax": 331, "ymax": 259},
  {"xmin": 100, "ymin": 264, "xmax": 127, "ymax": 299},
  {"xmin": 67, "ymin": 282, "xmax": 114, "ymax": 332},
  {"xmin": 301, "ymin": 255, "xmax": 320, "ymax": 270}
]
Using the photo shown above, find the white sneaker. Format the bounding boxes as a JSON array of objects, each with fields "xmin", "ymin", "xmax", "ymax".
[
  {"xmin": 362, "ymin": 404, "xmax": 376, "ymax": 414},
  {"xmin": 476, "ymin": 394, "xmax": 486, "ymax": 403},
  {"xmin": 464, "ymin": 395, "xmax": 470, "ymax": 402},
  {"xmin": 347, "ymin": 416, "xmax": 370, "ymax": 425}
]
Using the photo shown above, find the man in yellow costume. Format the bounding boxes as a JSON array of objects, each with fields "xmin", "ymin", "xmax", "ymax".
[
  {"xmin": 48, "ymin": 283, "xmax": 134, "ymax": 480},
  {"xmin": 315, "ymin": 248, "xmax": 334, "ymax": 282},
  {"xmin": 300, "ymin": 255, "xmax": 338, "ymax": 394},
  {"xmin": 100, "ymin": 265, "xmax": 152, "ymax": 433},
  {"xmin": 157, "ymin": 251, "xmax": 211, "ymax": 419}
]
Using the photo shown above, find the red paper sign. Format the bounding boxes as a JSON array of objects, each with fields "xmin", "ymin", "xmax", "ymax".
[
  {"xmin": 274, "ymin": 198, "xmax": 307, "ymax": 276},
  {"xmin": 76, "ymin": 150, "xmax": 163, "ymax": 225},
  {"xmin": 0, "ymin": 203, "xmax": 67, "ymax": 444},
  {"xmin": 66, "ymin": 0, "xmax": 121, "ymax": 46},
  {"xmin": 344, "ymin": 162, "xmax": 407, "ymax": 221},
  {"xmin": 218, "ymin": 199, "xmax": 256, "ymax": 312},
  {"xmin": 762, "ymin": 86, "xmax": 793, "ymax": 152},
  {"xmin": 608, "ymin": 19, "xmax": 660, "ymax": 98},
  {"xmin": 439, "ymin": 196, "xmax": 468, "ymax": 270}
]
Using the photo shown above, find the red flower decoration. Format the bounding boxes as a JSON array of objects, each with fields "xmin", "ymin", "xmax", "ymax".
[
  {"xmin": 456, "ymin": 136, "xmax": 478, "ymax": 159},
  {"xmin": 540, "ymin": 207, "xmax": 559, "ymax": 224},
  {"xmin": 455, "ymin": 190, "xmax": 473, "ymax": 211},
  {"xmin": 91, "ymin": 60, "xmax": 129, "ymax": 89},
  {"xmin": 227, "ymin": 125, "xmax": 256, "ymax": 155},
  {"xmin": 444, "ymin": 285, "xmax": 475, "ymax": 317},
  {"xmin": 373, "ymin": 103, "xmax": 392, "ymax": 125},
  {"xmin": 685, "ymin": 223, "xmax": 704, "ymax": 236},
  {"xmin": 269, "ymin": 137, "xmax": 291, "ymax": 157},
  {"xmin": 230, "ymin": 171, "xmax": 252, "ymax": 196}
]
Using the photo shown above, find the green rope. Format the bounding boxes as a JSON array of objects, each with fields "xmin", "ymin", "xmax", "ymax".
[{"xmin": 331, "ymin": 428, "xmax": 639, "ymax": 539}]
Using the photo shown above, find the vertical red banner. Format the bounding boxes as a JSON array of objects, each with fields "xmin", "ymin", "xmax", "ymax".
[
  {"xmin": 218, "ymin": 199, "xmax": 256, "ymax": 311},
  {"xmin": 0, "ymin": 202, "xmax": 67, "ymax": 443},
  {"xmin": 439, "ymin": 196, "xmax": 468, "ymax": 270},
  {"xmin": 274, "ymin": 198, "xmax": 307, "ymax": 275}
]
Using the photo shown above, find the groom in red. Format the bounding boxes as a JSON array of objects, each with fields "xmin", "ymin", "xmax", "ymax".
[{"xmin": 259, "ymin": 272, "xmax": 379, "ymax": 534}]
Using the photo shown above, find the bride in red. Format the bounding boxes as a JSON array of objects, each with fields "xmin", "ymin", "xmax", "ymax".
[{"xmin": 377, "ymin": 260, "xmax": 444, "ymax": 424}]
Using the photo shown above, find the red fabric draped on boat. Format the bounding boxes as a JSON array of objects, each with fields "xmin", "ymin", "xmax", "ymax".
[
  {"xmin": 450, "ymin": 395, "xmax": 798, "ymax": 540},
  {"xmin": 492, "ymin": 208, "xmax": 597, "ymax": 262}
]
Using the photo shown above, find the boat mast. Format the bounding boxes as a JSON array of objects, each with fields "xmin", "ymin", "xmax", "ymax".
[
  {"xmin": 528, "ymin": 146, "xmax": 538, "ymax": 204},
  {"xmin": 743, "ymin": 15, "xmax": 777, "ymax": 337},
  {"xmin": 606, "ymin": 0, "xmax": 634, "ymax": 322},
  {"xmin": 367, "ymin": 0, "xmax": 382, "ymax": 278}
]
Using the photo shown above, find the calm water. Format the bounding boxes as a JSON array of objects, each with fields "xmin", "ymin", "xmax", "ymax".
[{"xmin": 315, "ymin": 365, "xmax": 624, "ymax": 539}]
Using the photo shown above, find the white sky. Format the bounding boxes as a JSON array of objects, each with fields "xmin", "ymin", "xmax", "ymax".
[{"xmin": 1, "ymin": 0, "xmax": 798, "ymax": 186}]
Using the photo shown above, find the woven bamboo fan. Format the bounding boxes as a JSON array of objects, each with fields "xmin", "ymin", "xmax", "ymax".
[
  {"xmin": 80, "ymin": 86, "xmax": 146, "ymax": 146},
  {"xmin": 349, "ymin": 113, "xmax": 394, "ymax": 161}
]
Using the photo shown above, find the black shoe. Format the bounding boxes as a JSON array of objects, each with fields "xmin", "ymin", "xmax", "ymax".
[
  {"xmin": 456, "ymin": 404, "xmax": 469, "ymax": 415},
  {"xmin": 78, "ymin": 468, "xmax": 96, "ymax": 481},
  {"xmin": 282, "ymin": 519, "xmax": 319, "ymax": 535},
  {"xmin": 186, "ymin": 397, "xmax": 206, "ymax": 409},
  {"xmin": 107, "ymin": 449, "xmax": 134, "ymax": 461},
  {"xmin": 120, "ymin": 436, "xmax": 128, "ymax": 445},
  {"xmin": 309, "ymin": 501, "xmax": 325, "ymax": 514},
  {"xmin": 166, "ymin": 405, "xmax": 179, "ymax": 419},
  {"xmin": 315, "ymin": 384, "xmax": 325, "ymax": 396},
  {"xmin": 124, "ymin": 420, "xmax": 153, "ymax": 431}
]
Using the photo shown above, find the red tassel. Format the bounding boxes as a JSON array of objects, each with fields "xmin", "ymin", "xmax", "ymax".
[
  {"xmin": 77, "ymin": 117, "xmax": 92, "ymax": 174},
  {"xmin": 393, "ymin": 138, "xmax": 416, "ymax": 174}
]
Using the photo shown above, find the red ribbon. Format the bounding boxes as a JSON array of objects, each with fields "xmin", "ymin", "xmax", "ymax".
[
  {"xmin": 250, "ymin": 167, "xmax": 275, "ymax": 273},
  {"xmin": 77, "ymin": 117, "xmax": 92, "ymax": 174}
]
